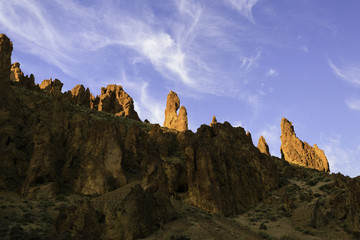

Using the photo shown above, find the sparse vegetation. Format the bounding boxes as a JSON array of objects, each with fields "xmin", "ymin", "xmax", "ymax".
[{"xmin": 259, "ymin": 222, "xmax": 267, "ymax": 230}]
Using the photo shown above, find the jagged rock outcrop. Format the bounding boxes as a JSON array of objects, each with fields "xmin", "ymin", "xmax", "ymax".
[
  {"xmin": 65, "ymin": 84, "xmax": 91, "ymax": 107},
  {"xmin": 10, "ymin": 62, "xmax": 35, "ymax": 89},
  {"xmin": 97, "ymin": 84, "xmax": 140, "ymax": 121},
  {"xmin": 163, "ymin": 91, "xmax": 188, "ymax": 131},
  {"xmin": 257, "ymin": 136, "xmax": 270, "ymax": 156},
  {"xmin": 280, "ymin": 117, "xmax": 330, "ymax": 172},
  {"xmin": 40, "ymin": 78, "xmax": 63, "ymax": 94},
  {"xmin": 210, "ymin": 115, "xmax": 217, "ymax": 127}
]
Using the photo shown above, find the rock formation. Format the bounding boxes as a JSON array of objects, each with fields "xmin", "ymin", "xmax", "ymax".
[
  {"xmin": 97, "ymin": 84, "xmax": 140, "ymax": 121},
  {"xmin": 5, "ymin": 33, "xmax": 360, "ymax": 240},
  {"xmin": 258, "ymin": 136, "xmax": 270, "ymax": 156},
  {"xmin": 210, "ymin": 115, "xmax": 217, "ymax": 127},
  {"xmin": 280, "ymin": 117, "xmax": 330, "ymax": 172},
  {"xmin": 65, "ymin": 84, "xmax": 91, "ymax": 107},
  {"xmin": 10, "ymin": 62, "xmax": 35, "ymax": 89},
  {"xmin": 0, "ymin": 34, "xmax": 12, "ymax": 83},
  {"xmin": 163, "ymin": 91, "xmax": 188, "ymax": 131},
  {"xmin": 39, "ymin": 78, "xmax": 63, "ymax": 94},
  {"xmin": 10, "ymin": 62, "xmax": 23, "ymax": 82}
]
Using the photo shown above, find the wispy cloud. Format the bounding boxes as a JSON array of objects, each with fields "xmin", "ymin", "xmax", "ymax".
[
  {"xmin": 321, "ymin": 134, "xmax": 360, "ymax": 177},
  {"xmin": 266, "ymin": 68, "xmax": 279, "ymax": 77},
  {"xmin": 328, "ymin": 59, "xmax": 360, "ymax": 87},
  {"xmin": 224, "ymin": 0, "xmax": 259, "ymax": 23},
  {"xmin": 0, "ymin": 0, "xmax": 269, "ymax": 112},
  {"xmin": 241, "ymin": 50, "xmax": 261, "ymax": 70},
  {"xmin": 121, "ymin": 71, "xmax": 164, "ymax": 124},
  {"xmin": 301, "ymin": 46, "xmax": 309, "ymax": 53},
  {"xmin": 345, "ymin": 98, "xmax": 360, "ymax": 111}
]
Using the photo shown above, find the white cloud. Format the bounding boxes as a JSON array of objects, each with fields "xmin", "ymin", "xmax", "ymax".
[
  {"xmin": 328, "ymin": 59, "xmax": 360, "ymax": 87},
  {"xmin": 266, "ymin": 68, "xmax": 279, "ymax": 77},
  {"xmin": 301, "ymin": 46, "xmax": 309, "ymax": 53},
  {"xmin": 345, "ymin": 98, "xmax": 360, "ymax": 111},
  {"xmin": 224, "ymin": 0, "xmax": 259, "ymax": 23},
  {"xmin": 321, "ymin": 135, "xmax": 360, "ymax": 177},
  {"xmin": 241, "ymin": 51, "xmax": 261, "ymax": 70},
  {"xmin": 120, "ymin": 71, "xmax": 164, "ymax": 124},
  {"xmin": 0, "ymin": 0, "xmax": 268, "ymax": 111}
]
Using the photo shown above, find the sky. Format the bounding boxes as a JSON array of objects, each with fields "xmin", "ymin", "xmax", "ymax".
[{"xmin": 0, "ymin": 0, "xmax": 360, "ymax": 177}]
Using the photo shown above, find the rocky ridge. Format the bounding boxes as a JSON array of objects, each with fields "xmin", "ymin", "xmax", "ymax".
[{"xmin": 1, "ymin": 34, "xmax": 359, "ymax": 240}]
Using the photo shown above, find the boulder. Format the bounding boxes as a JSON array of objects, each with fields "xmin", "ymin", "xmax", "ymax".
[
  {"xmin": 280, "ymin": 117, "xmax": 330, "ymax": 172},
  {"xmin": 163, "ymin": 91, "xmax": 188, "ymax": 131}
]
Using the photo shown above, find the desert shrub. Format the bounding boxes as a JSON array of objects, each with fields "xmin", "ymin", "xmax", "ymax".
[
  {"xmin": 280, "ymin": 235, "xmax": 296, "ymax": 240},
  {"xmin": 303, "ymin": 229, "xmax": 315, "ymax": 236},
  {"xmin": 306, "ymin": 177, "xmax": 320, "ymax": 186},
  {"xmin": 38, "ymin": 200, "xmax": 55, "ymax": 208},
  {"xmin": 313, "ymin": 193, "xmax": 321, "ymax": 198},
  {"xmin": 169, "ymin": 235, "xmax": 190, "ymax": 240},
  {"xmin": 259, "ymin": 222, "xmax": 267, "ymax": 230},
  {"xmin": 0, "ymin": 224, "xmax": 9, "ymax": 238},
  {"xmin": 258, "ymin": 231, "xmax": 273, "ymax": 239},
  {"xmin": 353, "ymin": 231, "xmax": 360, "ymax": 240},
  {"xmin": 319, "ymin": 183, "xmax": 333, "ymax": 193}
]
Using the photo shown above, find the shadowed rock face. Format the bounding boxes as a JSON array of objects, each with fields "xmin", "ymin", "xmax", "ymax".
[
  {"xmin": 65, "ymin": 84, "xmax": 91, "ymax": 107},
  {"xmin": 258, "ymin": 136, "xmax": 270, "ymax": 156},
  {"xmin": 280, "ymin": 117, "xmax": 330, "ymax": 172},
  {"xmin": 97, "ymin": 84, "xmax": 140, "ymax": 121},
  {"xmin": 163, "ymin": 91, "xmax": 188, "ymax": 131},
  {"xmin": 0, "ymin": 34, "xmax": 12, "ymax": 84}
]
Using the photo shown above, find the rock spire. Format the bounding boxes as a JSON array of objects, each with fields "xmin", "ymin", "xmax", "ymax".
[
  {"xmin": 258, "ymin": 136, "xmax": 270, "ymax": 156},
  {"xmin": 210, "ymin": 116, "xmax": 217, "ymax": 127},
  {"xmin": 0, "ymin": 34, "xmax": 12, "ymax": 84},
  {"xmin": 163, "ymin": 91, "xmax": 188, "ymax": 131},
  {"xmin": 280, "ymin": 117, "xmax": 330, "ymax": 172}
]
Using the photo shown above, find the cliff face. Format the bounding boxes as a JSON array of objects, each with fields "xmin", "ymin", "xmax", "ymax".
[
  {"xmin": 3, "ymin": 33, "xmax": 360, "ymax": 239},
  {"xmin": 280, "ymin": 117, "xmax": 330, "ymax": 172}
]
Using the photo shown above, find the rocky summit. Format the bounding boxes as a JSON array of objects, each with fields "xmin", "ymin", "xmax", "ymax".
[
  {"xmin": 1, "ymin": 33, "xmax": 359, "ymax": 240},
  {"xmin": 280, "ymin": 117, "xmax": 330, "ymax": 172}
]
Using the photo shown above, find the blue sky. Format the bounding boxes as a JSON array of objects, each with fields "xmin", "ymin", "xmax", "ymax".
[{"xmin": 1, "ymin": 0, "xmax": 360, "ymax": 177}]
